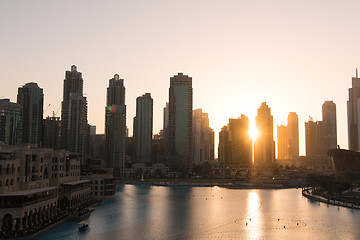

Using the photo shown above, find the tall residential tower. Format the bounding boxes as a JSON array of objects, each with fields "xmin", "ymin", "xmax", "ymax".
[
  {"xmin": 348, "ymin": 69, "xmax": 360, "ymax": 151},
  {"xmin": 133, "ymin": 93, "xmax": 153, "ymax": 164},
  {"xmin": 60, "ymin": 65, "xmax": 88, "ymax": 165},
  {"xmin": 192, "ymin": 109, "xmax": 215, "ymax": 165},
  {"xmin": 17, "ymin": 82, "xmax": 44, "ymax": 146},
  {"xmin": 277, "ymin": 112, "xmax": 299, "ymax": 159},
  {"xmin": 0, "ymin": 99, "xmax": 22, "ymax": 145},
  {"xmin": 218, "ymin": 115, "xmax": 252, "ymax": 167},
  {"xmin": 254, "ymin": 102, "xmax": 275, "ymax": 166},
  {"xmin": 168, "ymin": 73, "xmax": 193, "ymax": 174},
  {"xmin": 105, "ymin": 74, "xmax": 126, "ymax": 178}
]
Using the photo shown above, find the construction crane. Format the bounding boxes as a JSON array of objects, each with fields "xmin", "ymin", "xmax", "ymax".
[
  {"xmin": 44, "ymin": 103, "xmax": 51, "ymax": 113},
  {"xmin": 52, "ymin": 105, "xmax": 61, "ymax": 117}
]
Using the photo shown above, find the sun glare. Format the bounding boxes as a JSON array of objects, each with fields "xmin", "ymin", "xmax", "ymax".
[{"xmin": 249, "ymin": 125, "xmax": 258, "ymax": 140}]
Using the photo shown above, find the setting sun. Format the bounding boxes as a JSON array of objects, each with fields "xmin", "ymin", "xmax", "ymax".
[{"xmin": 249, "ymin": 125, "xmax": 258, "ymax": 140}]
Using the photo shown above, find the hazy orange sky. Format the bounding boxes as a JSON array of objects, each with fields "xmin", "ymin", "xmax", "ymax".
[{"xmin": 1, "ymin": 0, "xmax": 360, "ymax": 156}]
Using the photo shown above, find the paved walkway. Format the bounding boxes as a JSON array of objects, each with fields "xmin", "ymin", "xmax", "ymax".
[{"xmin": 302, "ymin": 188, "xmax": 360, "ymax": 210}]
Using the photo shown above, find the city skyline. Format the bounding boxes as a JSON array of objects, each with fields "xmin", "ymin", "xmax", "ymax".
[{"xmin": 2, "ymin": 1, "xmax": 360, "ymax": 156}]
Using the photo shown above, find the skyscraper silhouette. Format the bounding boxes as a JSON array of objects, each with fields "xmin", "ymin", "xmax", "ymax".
[
  {"xmin": 254, "ymin": 102, "xmax": 275, "ymax": 166},
  {"xmin": 105, "ymin": 74, "xmax": 126, "ymax": 178},
  {"xmin": 17, "ymin": 82, "xmax": 44, "ymax": 146},
  {"xmin": 60, "ymin": 65, "xmax": 88, "ymax": 165},
  {"xmin": 322, "ymin": 101, "xmax": 337, "ymax": 152},
  {"xmin": 168, "ymin": 73, "xmax": 193, "ymax": 174},
  {"xmin": 277, "ymin": 112, "xmax": 299, "ymax": 159},
  {"xmin": 192, "ymin": 109, "xmax": 215, "ymax": 165},
  {"xmin": 133, "ymin": 93, "xmax": 153, "ymax": 164},
  {"xmin": 305, "ymin": 117, "xmax": 319, "ymax": 156},
  {"xmin": 218, "ymin": 115, "xmax": 252, "ymax": 167},
  {"xmin": 305, "ymin": 101, "xmax": 337, "ymax": 156},
  {"xmin": 348, "ymin": 69, "xmax": 360, "ymax": 151}
]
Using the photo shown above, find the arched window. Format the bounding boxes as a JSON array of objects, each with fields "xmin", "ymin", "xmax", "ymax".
[
  {"xmin": 6, "ymin": 179, "xmax": 8, "ymax": 186},
  {"xmin": 10, "ymin": 179, "xmax": 13, "ymax": 185},
  {"xmin": 6, "ymin": 164, "xmax": 10, "ymax": 174}
]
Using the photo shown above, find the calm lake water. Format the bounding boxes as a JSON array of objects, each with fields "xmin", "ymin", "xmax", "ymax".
[{"xmin": 40, "ymin": 184, "xmax": 360, "ymax": 240}]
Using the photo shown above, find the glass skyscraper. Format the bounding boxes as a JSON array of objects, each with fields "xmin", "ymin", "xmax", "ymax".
[
  {"xmin": 17, "ymin": 82, "xmax": 44, "ymax": 146},
  {"xmin": 105, "ymin": 74, "xmax": 126, "ymax": 178},
  {"xmin": 168, "ymin": 73, "xmax": 193, "ymax": 174},
  {"xmin": 133, "ymin": 93, "xmax": 153, "ymax": 164}
]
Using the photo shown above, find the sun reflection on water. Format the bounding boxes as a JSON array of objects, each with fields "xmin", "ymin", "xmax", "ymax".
[{"xmin": 247, "ymin": 190, "xmax": 262, "ymax": 240}]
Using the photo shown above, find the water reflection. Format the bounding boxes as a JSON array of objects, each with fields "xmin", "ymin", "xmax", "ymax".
[
  {"xmin": 39, "ymin": 185, "xmax": 360, "ymax": 240},
  {"xmin": 247, "ymin": 190, "xmax": 262, "ymax": 240}
]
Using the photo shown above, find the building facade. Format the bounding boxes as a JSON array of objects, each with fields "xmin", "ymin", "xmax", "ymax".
[
  {"xmin": 105, "ymin": 74, "xmax": 126, "ymax": 178},
  {"xmin": 192, "ymin": 109, "xmax": 215, "ymax": 165},
  {"xmin": 17, "ymin": 83, "xmax": 44, "ymax": 146},
  {"xmin": 0, "ymin": 99, "xmax": 22, "ymax": 145},
  {"xmin": 277, "ymin": 112, "xmax": 299, "ymax": 159},
  {"xmin": 218, "ymin": 115, "xmax": 252, "ymax": 167},
  {"xmin": 168, "ymin": 73, "xmax": 193, "ymax": 174},
  {"xmin": 0, "ymin": 143, "xmax": 92, "ymax": 232},
  {"xmin": 43, "ymin": 116, "xmax": 61, "ymax": 150},
  {"xmin": 254, "ymin": 102, "xmax": 275, "ymax": 166},
  {"xmin": 348, "ymin": 69, "xmax": 360, "ymax": 151},
  {"xmin": 60, "ymin": 65, "xmax": 88, "ymax": 166},
  {"xmin": 133, "ymin": 93, "xmax": 153, "ymax": 164},
  {"xmin": 305, "ymin": 101, "xmax": 337, "ymax": 156},
  {"xmin": 322, "ymin": 101, "xmax": 337, "ymax": 152}
]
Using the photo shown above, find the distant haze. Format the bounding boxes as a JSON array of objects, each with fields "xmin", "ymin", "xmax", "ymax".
[{"xmin": 1, "ymin": 0, "xmax": 359, "ymax": 156}]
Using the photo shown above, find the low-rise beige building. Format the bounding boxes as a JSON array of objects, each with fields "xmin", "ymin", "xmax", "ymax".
[{"xmin": 0, "ymin": 143, "xmax": 93, "ymax": 232}]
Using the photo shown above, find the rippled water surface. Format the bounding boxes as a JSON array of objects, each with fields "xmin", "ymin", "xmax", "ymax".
[{"xmin": 40, "ymin": 184, "xmax": 360, "ymax": 239}]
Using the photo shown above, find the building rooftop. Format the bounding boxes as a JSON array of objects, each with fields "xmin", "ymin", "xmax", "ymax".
[
  {"xmin": 0, "ymin": 187, "xmax": 57, "ymax": 197},
  {"xmin": 61, "ymin": 179, "xmax": 91, "ymax": 186}
]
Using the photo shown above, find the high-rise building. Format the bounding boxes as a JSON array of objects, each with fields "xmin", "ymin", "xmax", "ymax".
[
  {"xmin": 218, "ymin": 126, "xmax": 230, "ymax": 165},
  {"xmin": 218, "ymin": 115, "xmax": 252, "ymax": 167},
  {"xmin": 168, "ymin": 73, "xmax": 193, "ymax": 173},
  {"xmin": 322, "ymin": 101, "xmax": 337, "ymax": 151},
  {"xmin": 162, "ymin": 102, "xmax": 169, "ymax": 164},
  {"xmin": 287, "ymin": 112, "xmax": 299, "ymax": 158},
  {"xmin": 43, "ymin": 116, "xmax": 61, "ymax": 150},
  {"xmin": 133, "ymin": 93, "xmax": 153, "ymax": 163},
  {"xmin": 17, "ymin": 82, "xmax": 44, "ymax": 146},
  {"xmin": 0, "ymin": 99, "xmax": 22, "ymax": 145},
  {"xmin": 348, "ymin": 69, "xmax": 360, "ymax": 151},
  {"xmin": 277, "ymin": 124, "xmax": 287, "ymax": 159},
  {"xmin": 105, "ymin": 74, "xmax": 126, "ymax": 178},
  {"xmin": 305, "ymin": 117, "xmax": 319, "ymax": 156},
  {"xmin": 192, "ymin": 109, "xmax": 215, "ymax": 165},
  {"xmin": 60, "ymin": 65, "xmax": 88, "ymax": 165},
  {"xmin": 254, "ymin": 102, "xmax": 275, "ymax": 166},
  {"xmin": 277, "ymin": 112, "xmax": 299, "ymax": 159},
  {"xmin": 305, "ymin": 101, "xmax": 337, "ymax": 156}
]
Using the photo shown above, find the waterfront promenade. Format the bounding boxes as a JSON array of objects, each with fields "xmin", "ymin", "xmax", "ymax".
[{"xmin": 302, "ymin": 187, "xmax": 360, "ymax": 210}]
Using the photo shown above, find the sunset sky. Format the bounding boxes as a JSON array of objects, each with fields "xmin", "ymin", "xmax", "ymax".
[{"xmin": 2, "ymin": 0, "xmax": 360, "ymax": 156}]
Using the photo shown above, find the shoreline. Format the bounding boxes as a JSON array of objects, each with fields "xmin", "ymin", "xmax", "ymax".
[
  {"xmin": 302, "ymin": 188, "xmax": 360, "ymax": 210},
  {"xmin": 119, "ymin": 179, "xmax": 308, "ymax": 190}
]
